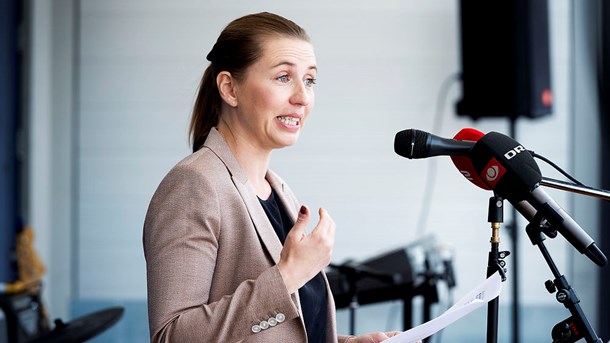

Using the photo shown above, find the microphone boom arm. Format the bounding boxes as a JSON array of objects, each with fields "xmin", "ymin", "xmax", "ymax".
[{"xmin": 541, "ymin": 177, "xmax": 610, "ymax": 202}]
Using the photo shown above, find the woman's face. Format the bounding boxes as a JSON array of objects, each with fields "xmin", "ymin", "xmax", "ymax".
[{"xmin": 231, "ymin": 37, "xmax": 317, "ymax": 151}]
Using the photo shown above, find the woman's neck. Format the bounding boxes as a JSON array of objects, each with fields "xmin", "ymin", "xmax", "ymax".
[{"xmin": 217, "ymin": 121, "xmax": 272, "ymax": 198}]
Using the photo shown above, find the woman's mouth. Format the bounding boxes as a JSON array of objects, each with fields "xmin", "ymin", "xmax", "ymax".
[{"xmin": 277, "ymin": 116, "xmax": 300, "ymax": 126}]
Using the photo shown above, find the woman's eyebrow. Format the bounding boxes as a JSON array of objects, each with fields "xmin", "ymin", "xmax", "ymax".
[{"xmin": 271, "ymin": 61, "xmax": 318, "ymax": 72}]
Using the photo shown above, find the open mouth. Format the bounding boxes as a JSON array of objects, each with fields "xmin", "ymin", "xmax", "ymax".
[{"xmin": 277, "ymin": 116, "xmax": 300, "ymax": 126}]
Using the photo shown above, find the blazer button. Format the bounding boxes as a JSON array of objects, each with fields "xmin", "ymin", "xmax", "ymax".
[
  {"xmin": 276, "ymin": 313, "xmax": 286, "ymax": 323},
  {"xmin": 268, "ymin": 317, "xmax": 278, "ymax": 326},
  {"xmin": 251, "ymin": 324, "xmax": 262, "ymax": 333},
  {"xmin": 260, "ymin": 320, "xmax": 270, "ymax": 330}
]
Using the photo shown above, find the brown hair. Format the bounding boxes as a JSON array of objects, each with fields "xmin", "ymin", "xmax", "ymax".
[{"xmin": 189, "ymin": 12, "xmax": 310, "ymax": 152}]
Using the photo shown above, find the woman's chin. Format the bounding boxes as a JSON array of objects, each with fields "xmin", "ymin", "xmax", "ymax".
[{"xmin": 273, "ymin": 133, "xmax": 300, "ymax": 149}]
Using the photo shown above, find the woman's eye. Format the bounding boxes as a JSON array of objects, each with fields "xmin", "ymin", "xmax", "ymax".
[
  {"xmin": 305, "ymin": 78, "xmax": 317, "ymax": 87},
  {"xmin": 277, "ymin": 75, "xmax": 290, "ymax": 83}
]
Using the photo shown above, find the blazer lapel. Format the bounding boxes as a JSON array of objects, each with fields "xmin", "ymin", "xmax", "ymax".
[
  {"xmin": 203, "ymin": 129, "xmax": 283, "ymax": 264},
  {"xmin": 233, "ymin": 178, "xmax": 284, "ymax": 263},
  {"xmin": 203, "ymin": 129, "xmax": 306, "ymax": 322}
]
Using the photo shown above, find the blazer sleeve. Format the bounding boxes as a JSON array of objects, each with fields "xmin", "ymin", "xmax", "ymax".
[{"xmin": 143, "ymin": 162, "xmax": 300, "ymax": 342}]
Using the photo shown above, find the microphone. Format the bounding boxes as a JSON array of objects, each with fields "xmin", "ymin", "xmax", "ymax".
[
  {"xmin": 470, "ymin": 132, "xmax": 607, "ymax": 267},
  {"xmin": 450, "ymin": 128, "xmax": 540, "ymax": 227},
  {"xmin": 395, "ymin": 128, "xmax": 537, "ymax": 220},
  {"xmin": 450, "ymin": 128, "xmax": 491, "ymax": 190},
  {"xmin": 393, "ymin": 128, "xmax": 607, "ymax": 266},
  {"xmin": 394, "ymin": 129, "xmax": 474, "ymax": 159}
]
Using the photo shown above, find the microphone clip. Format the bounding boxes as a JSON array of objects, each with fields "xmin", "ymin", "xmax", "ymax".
[{"xmin": 525, "ymin": 211, "xmax": 558, "ymax": 242}]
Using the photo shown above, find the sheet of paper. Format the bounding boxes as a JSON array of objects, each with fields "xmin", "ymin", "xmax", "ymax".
[{"xmin": 383, "ymin": 271, "xmax": 503, "ymax": 343}]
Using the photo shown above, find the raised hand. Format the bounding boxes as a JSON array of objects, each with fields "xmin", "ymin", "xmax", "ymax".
[{"xmin": 278, "ymin": 205, "xmax": 335, "ymax": 294}]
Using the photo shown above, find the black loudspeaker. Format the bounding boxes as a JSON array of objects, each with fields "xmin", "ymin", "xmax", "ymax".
[
  {"xmin": 327, "ymin": 248, "xmax": 415, "ymax": 309},
  {"xmin": 456, "ymin": 0, "xmax": 553, "ymax": 120}
]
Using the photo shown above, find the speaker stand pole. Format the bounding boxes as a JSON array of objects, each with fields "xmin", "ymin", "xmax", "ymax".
[{"xmin": 508, "ymin": 118, "xmax": 520, "ymax": 343}]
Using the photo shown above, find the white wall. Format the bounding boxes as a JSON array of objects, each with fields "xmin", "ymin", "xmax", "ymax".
[
  {"xmin": 28, "ymin": 0, "xmax": 74, "ymax": 321},
  {"xmin": 568, "ymin": 0, "xmax": 602, "ymax": 327},
  {"xmin": 28, "ymin": 0, "xmax": 603, "ymax": 338}
]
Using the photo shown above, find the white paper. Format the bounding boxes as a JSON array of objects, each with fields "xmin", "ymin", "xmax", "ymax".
[{"xmin": 383, "ymin": 271, "xmax": 503, "ymax": 343}]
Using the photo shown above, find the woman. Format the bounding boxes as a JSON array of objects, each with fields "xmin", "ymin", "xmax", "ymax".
[{"xmin": 144, "ymin": 12, "xmax": 400, "ymax": 342}]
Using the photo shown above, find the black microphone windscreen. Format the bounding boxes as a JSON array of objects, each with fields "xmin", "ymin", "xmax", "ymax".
[
  {"xmin": 394, "ymin": 129, "xmax": 429, "ymax": 159},
  {"xmin": 470, "ymin": 132, "xmax": 542, "ymax": 201}
]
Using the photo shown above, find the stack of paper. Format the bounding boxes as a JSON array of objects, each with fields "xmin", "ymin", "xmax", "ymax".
[{"xmin": 384, "ymin": 271, "xmax": 503, "ymax": 343}]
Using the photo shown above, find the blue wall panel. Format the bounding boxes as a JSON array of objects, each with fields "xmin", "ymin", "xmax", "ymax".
[{"xmin": 0, "ymin": 0, "xmax": 20, "ymax": 283}]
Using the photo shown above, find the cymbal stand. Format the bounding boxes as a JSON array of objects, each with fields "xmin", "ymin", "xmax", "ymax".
[
  {"xmin": 524, "ymin": 213, "xmax": 603, "ymax": 343},
  {"xmin": 487, "ymin": 196, "xmax": 510, "ymax": 343}
]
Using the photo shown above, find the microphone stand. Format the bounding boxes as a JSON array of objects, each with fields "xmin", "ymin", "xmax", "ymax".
[
  {"xmin": 518, "ymin": 177, "xmax": 608, "ymax": 341},
  {"xmin": 486, "ymin": 195, "xmax": 509, "ymax": 343},
  {"xmin": 524, "ymin": 213, "xmax": 603, "ymax": 343}
]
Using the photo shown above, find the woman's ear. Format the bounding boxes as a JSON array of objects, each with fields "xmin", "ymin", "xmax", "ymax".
[{"xmin": 217, "ymin": 71, "xmax": 238, "ymax": 107}]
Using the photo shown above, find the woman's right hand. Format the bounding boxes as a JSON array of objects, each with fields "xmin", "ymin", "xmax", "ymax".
[{"xmin": 278, "ymin": 205, "xmax": 336, "ymax": 294}]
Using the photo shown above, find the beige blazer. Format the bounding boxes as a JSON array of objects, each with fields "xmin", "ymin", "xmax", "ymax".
[{"xmin": 144, "ymin": 128, "xmax": 349, "ymax": 343}]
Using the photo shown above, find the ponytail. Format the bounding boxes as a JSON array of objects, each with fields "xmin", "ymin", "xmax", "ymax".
[{"xmin": 189, "ymin": 65, "xmax": 221, "ymax": 152}]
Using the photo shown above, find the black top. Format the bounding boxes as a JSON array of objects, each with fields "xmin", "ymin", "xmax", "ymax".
[{"xmin": 258, "ymin": 190, "xmax": 328, "ymax": 343}]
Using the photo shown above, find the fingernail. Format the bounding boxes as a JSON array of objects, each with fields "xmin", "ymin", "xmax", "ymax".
[{"xmin": 300, "ymin": 205, "xmax": 306, "ymax": 215}]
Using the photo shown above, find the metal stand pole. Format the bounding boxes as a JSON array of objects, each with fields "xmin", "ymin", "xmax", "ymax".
[
  {"xmin": 487, "ymin": 196, "xmax": 510, "ymax": 343},
  {"xmin": 524, "ymin": 217, "xmax": 603, "ymax": 343},
  {"xmin": 508, "ymin": 119, "xmax": 520, "ymax": 343}
]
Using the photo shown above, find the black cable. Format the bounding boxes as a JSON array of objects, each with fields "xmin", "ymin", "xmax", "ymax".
[
  {"xmin": 415, "ymin": 72, "xmax": 460, "ymax": 237},
  {"xmin": 414, "ymin": 73, "xmax": 459, "ymax": 342},
  {"xmin": 529, "ymin": 151, "xmax": 585, "ymax": 186}
]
